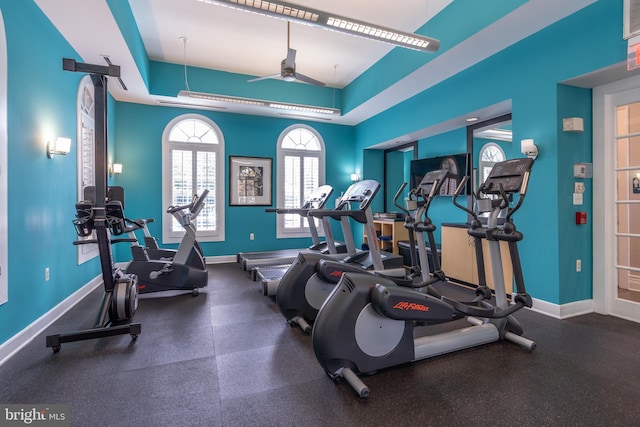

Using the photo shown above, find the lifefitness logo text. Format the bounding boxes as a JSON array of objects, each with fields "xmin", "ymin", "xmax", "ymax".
[
  {"xmin": 1, "ymin": 405, "xmax": 69, "ymax": 426},
  {"xmin": 392, "ymin": 301, "xmax": 429, "ymax": 312}
]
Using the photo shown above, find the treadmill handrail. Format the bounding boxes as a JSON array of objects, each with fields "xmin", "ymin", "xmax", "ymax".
[{"xmin": 309, "ymin": 209, "xmax": 367, "ymax": 224}]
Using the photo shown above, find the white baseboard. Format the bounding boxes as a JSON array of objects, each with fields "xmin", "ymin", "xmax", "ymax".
[
  {"xmin": 529, "ymin": 297, "xmax": 594, "ymax": 319},
  {"xmin": 0, "ymin": 275, "xmax": 102, "ymax": 366},
  {"xmin": 206, "ymin": 255, "xmax": 236, "ymax": 264}
]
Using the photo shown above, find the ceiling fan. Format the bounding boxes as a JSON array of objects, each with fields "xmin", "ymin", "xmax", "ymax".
[{"xmin": 248, "ymin": 22, "xmax": 325, "ymax": 87}]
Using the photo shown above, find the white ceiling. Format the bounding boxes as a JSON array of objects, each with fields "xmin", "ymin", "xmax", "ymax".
[
  {"xmin": 34, "ymin": 0, "xmax": 612, "ymax": 144},
  {"xmin": 128, "ymin": 0, "xmax": 449, "ymax": 89}
]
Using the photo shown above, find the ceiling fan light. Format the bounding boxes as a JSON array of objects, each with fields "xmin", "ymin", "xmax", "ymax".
[{"xmin": 282, "ymin": 75, "xmax": 296, "ymax": 82}]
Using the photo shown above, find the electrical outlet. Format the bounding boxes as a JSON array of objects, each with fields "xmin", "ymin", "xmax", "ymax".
[
  {"xmin": 250, "ymin": 233, "xmax": 254, "ymax": 240},
  {"xmin": 45, "ymin": 267, "xmax": 50, "ymax": 281},
  {"xmin": 576, "ymin": 259, "xmax": 581, "ymax": 272}
]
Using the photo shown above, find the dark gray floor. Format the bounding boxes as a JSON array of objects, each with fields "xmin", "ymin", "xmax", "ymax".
[{"xmin": 2, "ymin": 263, "xmax": 640, "ymax": 426}]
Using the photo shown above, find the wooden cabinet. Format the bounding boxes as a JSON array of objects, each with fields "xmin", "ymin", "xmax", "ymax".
[
  {"xmin": 440, "ymin": 224, "xmax": 513, "ymax": 294},
  {"xmin": 363, "ymin": 219, "xmax": 409, "ymax": 255}
]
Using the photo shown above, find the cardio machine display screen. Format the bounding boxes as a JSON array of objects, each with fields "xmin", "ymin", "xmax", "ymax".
[{"xmin": 410, "ymin": 153, "xmax": 470, "ymax": 196}]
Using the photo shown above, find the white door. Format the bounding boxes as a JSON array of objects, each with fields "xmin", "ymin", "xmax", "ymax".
[{"xmin": 594, "ymin": 74, "xmax": 640, "ymax": 322}]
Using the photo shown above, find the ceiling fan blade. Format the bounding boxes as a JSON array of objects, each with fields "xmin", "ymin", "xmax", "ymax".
[
  {"xmin": 247, "ymin": 73, "xmax": 282, "ymax": 83},
  {"xmin": 294, "ymin": 73, "xmax": 326, "ymax": 87},
  {"xmin": 283, "ymin": 48, "xmax": 296, "ymax": 70}
]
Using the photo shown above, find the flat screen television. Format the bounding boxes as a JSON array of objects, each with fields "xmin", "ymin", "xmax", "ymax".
[{"xmin": 410, "ymin": 153, "xmax": 471, "ymax": 196}]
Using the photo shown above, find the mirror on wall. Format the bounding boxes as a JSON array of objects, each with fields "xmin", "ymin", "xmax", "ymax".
[
  {"xmin": 384, "ymin": 141, "xmax": 417, "ymax": 213},
  {"xmin": 467, "ymin": 113, "xmax": 512, "ymax": 190}
]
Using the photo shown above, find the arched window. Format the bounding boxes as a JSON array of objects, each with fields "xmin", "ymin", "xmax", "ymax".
[
  {"xmin": 76, "ymin": 75, "xmax": 97, "ymax": 264},
  {"xmin": 162, "ymin": 114, "xmax": 225, "ymax": 243},
  {"xmin": 276, "ymin": 125, "xmax": 325, "ymax": 238},
  {"xmin": 479, "ymin": 142, "xmax": 506, "ymax": 184}
]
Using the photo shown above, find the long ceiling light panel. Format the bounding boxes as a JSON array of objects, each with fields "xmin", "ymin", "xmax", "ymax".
[
  {"xmin": 177, "ymin": 90, "xmax": 341, "ymax": 115},
  {"xmin": 197, "ymin": 0, "xmax": 440, "ymax": 53}
]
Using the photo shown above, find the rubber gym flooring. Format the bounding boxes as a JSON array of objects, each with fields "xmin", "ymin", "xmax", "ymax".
[{"xmin": 1, "ymin": 262, "xmax": 640, "ymax": 426}]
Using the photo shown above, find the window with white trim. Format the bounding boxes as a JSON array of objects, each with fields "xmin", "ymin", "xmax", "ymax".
[
  {"xmin": 162, "ymin": 114, "xmax": 225, "ymax": 243},
  {"xmin": 276, "ymin": 125, "xmax": 325, "ymax": 238},
  {"xmin": 76, "ymin": 75, "xmax": 98, "ymax": 264},
  {"xmin": 479, "ymin": 142, "xmax": 506, "ymax": 184}
]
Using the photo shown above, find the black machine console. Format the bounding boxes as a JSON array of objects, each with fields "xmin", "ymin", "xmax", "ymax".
[{"xmin": 479, "ymin": 157, "xmax": 533, "ymax": 195}]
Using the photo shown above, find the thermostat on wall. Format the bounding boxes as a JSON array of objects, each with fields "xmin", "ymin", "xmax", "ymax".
[
  {"xmin": 574, "ymin": 162, "xmax": 592, "ymax": 178},
  {"xmin": 563, "ymin": 117, "xmax": 584, "ymax": 132}
]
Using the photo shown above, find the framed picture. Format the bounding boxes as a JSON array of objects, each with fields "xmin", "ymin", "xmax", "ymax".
[{"xmin": 229, "ymin": 156, "xmax": 272, "ymax": 206}]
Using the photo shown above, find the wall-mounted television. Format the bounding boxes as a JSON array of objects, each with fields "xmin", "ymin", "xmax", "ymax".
[{"xmin": 410, "ymin": 153, "xmax": 471, "ymax": 196}]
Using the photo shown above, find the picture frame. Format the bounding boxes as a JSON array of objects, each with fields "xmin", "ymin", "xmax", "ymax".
[{"xmin": 229, "ymin": 156, "xmax": 272, "ymax": 206}]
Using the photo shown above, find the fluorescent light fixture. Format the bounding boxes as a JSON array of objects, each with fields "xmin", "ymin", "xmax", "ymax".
[
  {"xmin": 47, "ymin": 137, "xmax": 71, "ymax": 158},
  {"xmin": 157, "ymin": 100, "xmax": 228, "ymax": 110},
  {"xmin": 197, "ymin": 0, "xmax": 440, "ymax": 53},
  {"xmin": 177, "ymin": 90, "xmax": 341, "ymax": 116}
]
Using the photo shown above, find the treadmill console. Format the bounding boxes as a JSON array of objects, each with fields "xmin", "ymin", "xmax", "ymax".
[
  {"xmin": 303, "ymin": 184, "xmax": 333, "ymax": 209},
  {"xmin": 337, "ymin": 179, "xmax": 381, "ymax": 210}
]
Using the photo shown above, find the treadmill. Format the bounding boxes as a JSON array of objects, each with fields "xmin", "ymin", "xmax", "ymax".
[
  {"xmin": 259, "ymin": 179, "xmax": 405, "ymax": 296},
  {"xmin": 237, "ymin": 185, "xmax": 345, "ymax": 271}
]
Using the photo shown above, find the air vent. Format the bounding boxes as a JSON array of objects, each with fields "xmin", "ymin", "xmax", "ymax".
[
  {"xmin": 343, "ymin": 276, "xmax": 355, "ymax": 293},
  {"xmin": 624, "ymin": 0, "xmax": 640, "ymax": 39}
]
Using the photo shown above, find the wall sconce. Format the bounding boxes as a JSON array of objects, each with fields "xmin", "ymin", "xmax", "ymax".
[
  {"xmin": 521, "ymin": 139, "xmax": 539, "ymax": 160},
  {"xmin": 350, "ymin": 173, "xmax": 360, "ymax": 182},
  {"xmin": 47, "ymin": 137, "xmax": 71, "ymax": 158},
  {"xmin": 109, "ymin": 163, "xmax": 123, "ymax": 176}
]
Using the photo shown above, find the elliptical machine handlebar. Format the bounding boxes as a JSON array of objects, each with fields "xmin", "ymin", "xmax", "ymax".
[
  {"xmin": 190, "ymin": 189, "xmax": 209, "ymax": 217},
  {"xmin": 452, "ymin": 176, "xmax": 481, "ymax": 226},
  {"xmin": 392, "ymin": 182, "xmax": 409, "ymax": 215}
]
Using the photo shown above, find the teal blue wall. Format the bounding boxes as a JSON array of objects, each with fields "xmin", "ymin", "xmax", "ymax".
[
  {"xmin": 353, "ymin": 0, "xmax": 623, "ymax": 305},
  {"xmin": 111, "ymin": 102, "xmax": 355, "ymax": 260},
  {"xmin": 150, "ymin": 61, "xmax": 340, "ymax": 112},
  {"xmin": 0, "ymin": 0, "xmax": 119, "ymax": 344},
  {"xmin": 557, "ymin": 84, "xmax": 593, "ymax": 303}
]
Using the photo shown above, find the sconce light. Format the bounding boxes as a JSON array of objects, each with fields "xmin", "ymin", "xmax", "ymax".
[
  {"xmin": 521, "ymin": 139, "xmax": 539, "ymax": 160},
  {"xmin": 47, "ymin": 137, "xmax": 71, "ymax": 159},
  {"xmin": 350, "ymin": 173, "xmax": 360, "ymax": 182},
  {"xmin": 109, "ymin": 163, "xmax": 123, "ymax": 176}
]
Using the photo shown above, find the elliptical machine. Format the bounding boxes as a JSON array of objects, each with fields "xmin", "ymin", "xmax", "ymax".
[
  {"xmin": 312, "ymin": 158, "xmax": 537, "ymax": 398},
  {"xmin": 125, "ymin": 190, "xmax": 209, "ymax": 296},
  {"xmin": 276, "ymin": 179, "xmax": 405, "ymax": 334}
]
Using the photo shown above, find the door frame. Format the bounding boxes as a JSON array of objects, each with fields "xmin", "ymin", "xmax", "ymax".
[{"xmin": 594, "ymin": 73, "xmax": 640, "ymax": 322}]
